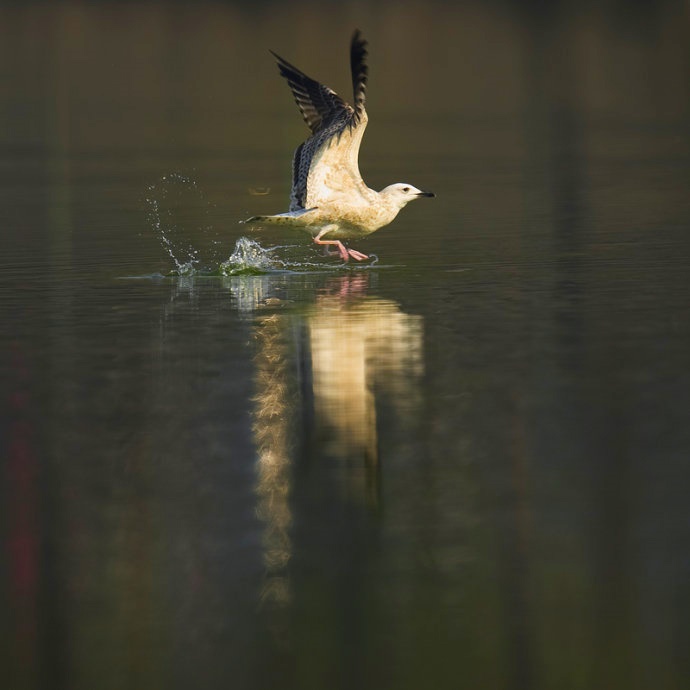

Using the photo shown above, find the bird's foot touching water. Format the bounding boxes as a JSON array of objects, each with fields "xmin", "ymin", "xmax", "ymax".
[
  {"xmin": 314, "ymin": 229, "xmax": 369, "ymax": 262},
  {"xmin": 346, "ymin": 248, "xmax": 369, "ymax": 261}
]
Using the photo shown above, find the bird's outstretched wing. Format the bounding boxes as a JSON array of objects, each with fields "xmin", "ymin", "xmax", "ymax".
[
  {"xmin": 269, "ymin": 50, "xmax": 351, "ymax": 135},
  {"xmin": 350, "ymin": 29, "xmax": 368, "ymax": 125},
  {"xmin": 271, "ymin": 31, "xmax": 370, "ymax": 210}
]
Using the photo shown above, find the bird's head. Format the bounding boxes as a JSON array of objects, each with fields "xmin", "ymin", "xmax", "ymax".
[{"xmin": 380, "ymin": 183, "xmax": 435, "ymax": 209}]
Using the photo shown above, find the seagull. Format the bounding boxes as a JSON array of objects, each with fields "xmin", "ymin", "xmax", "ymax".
[{"xmin": 244, "ymin": 30, "xmax": 435, "ymax": 262}]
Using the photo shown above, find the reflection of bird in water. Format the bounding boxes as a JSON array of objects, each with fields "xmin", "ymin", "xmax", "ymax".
[
  {"xmin": 245, "ymin": 31, "xmax": 434, "ymax": 262},
  {"xmin": 252, "ymin": 274, "xmax": 422, "ymax": 530},
  {"xmin": 251, "ymin": 275, "xmax": 423, "ymax": 617},
  {"xmin": 252, "ymin": 313, "xmax": 294, "ymax": 609},
  {"xmin": 307, "ymin": 280, "xmax": 423, "ymax": 484}
]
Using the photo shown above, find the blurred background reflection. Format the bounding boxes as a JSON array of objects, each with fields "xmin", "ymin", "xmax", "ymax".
[{"xmin": 1, "ymin": 1, "xmax": 689, "ymax": 689}]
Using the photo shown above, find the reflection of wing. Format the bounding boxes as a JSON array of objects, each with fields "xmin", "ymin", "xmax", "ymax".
[
  {"xmin": 271, "ymin": 31, "xmax": 370, "ymax": 211},
  {"xmin": 308, "ymin": 296, "xmax": 424, "ymax": 471},
  {"xmin": 253, "ymin": 314, "xmax": 293, "ymax": 608}
]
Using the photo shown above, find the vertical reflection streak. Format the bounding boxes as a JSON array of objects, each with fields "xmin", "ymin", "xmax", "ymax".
[
  {"xmin": 253, "ymin": 314, "xmax": 293, "ymax": 608},
  {"xmin": 5, "ymin": 349, "xmax": 40, "ymax": 690},
  {"xmin": 309, "ymin": 302, "xmax": 377, "ymax": 464},
  {"xmin": 249, "ymin": 274, "xmax": 425, "ymax": 632}
]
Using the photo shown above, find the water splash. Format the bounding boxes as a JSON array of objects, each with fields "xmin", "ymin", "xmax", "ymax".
[
  {"xmin": 220, "ymin": 237, "xmax": 286, "ymax": 275},
  {"xmin": 146, "ymin": 172, "xmax": 223, "ymax": 274},
  {"xmin": 146, "ymin": 173, "xmax": 380, "ymax": 275}
]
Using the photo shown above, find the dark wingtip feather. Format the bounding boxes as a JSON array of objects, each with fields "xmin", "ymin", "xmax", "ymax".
[
  {"xmin": 350, "ymin": 30, "xmax": 368, "ymax": 123},
  {"xmin": 269, "ymin": 49, "xmax": 300, "ymax": 80},
  {"xmin": 268, "ymin": 42, "xmax": 354, "ymax": 136}
]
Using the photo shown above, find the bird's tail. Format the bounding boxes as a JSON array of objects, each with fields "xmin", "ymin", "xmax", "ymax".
[{"xmin": 243, "ymin": 208, "xmax": 317, "ymax": 226}]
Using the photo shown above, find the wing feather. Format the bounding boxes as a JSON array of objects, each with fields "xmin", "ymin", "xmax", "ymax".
[
  {"xmin": 350, "ymin": 30, "xmax": 368, "ymax": 124},
  {"xmin": 269, "ymin": 50, "xmax": 351, "ymax": 134},
  {"xmin": 271, "ymin": 31, "xmax": 370, "ymax": 211},
  {"xmin": 290, "ymin": 142, "xmax": 309, "ymax": 210}
]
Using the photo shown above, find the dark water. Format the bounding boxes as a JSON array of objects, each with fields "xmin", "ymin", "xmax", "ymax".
[{"xmin": 2, "ymin": 2, "xmax": 690, "ymax": 689}]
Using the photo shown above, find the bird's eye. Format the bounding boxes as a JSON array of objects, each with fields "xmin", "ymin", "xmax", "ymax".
[{"xmin": 402, "ymin": 187, "xmax": 410, "ymax": 193}]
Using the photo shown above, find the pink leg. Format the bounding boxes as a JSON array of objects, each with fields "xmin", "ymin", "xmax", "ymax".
[
  {"xmin": 347, "ymin": 248, "xmax": 369, "ymax": 261},
  {"xmin": 313, "ymin": 230, "xmax": 369, "ymax": 262},
  {"xmin": 314, "ymin": 230, "xmax": 350, "ymax": 262}
]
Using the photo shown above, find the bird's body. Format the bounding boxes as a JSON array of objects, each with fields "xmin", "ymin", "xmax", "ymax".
[{"xmin": 245, "ymin": 31, "xmax": 434, "ymax": 262}]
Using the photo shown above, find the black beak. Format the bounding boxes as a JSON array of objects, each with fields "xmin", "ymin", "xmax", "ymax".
[{"xmin": 417, "ymin": 191, "xmax": 435, "ymax": 198}]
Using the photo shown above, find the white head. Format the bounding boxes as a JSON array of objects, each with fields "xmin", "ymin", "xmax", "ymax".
[{"xmin": 380, "ymin": 183, "xmax": 435, "ymax": 209}]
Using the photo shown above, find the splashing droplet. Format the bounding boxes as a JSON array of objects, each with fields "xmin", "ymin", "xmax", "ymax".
[
  {"xmin": 220, "ymin": 237, "xmax": 283, "ymax": 275},
  {"xmin": 146, "ymin": 173, "xmax": 223, "ymax": 274}
]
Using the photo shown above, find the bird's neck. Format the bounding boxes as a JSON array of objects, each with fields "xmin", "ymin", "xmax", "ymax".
[{"xmin": 367, "ymin": 195, "xmax": 402, "ymax": 231}]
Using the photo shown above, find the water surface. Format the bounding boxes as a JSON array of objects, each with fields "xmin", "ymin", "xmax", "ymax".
[{"xmin": 1, "ymin": 2, "xmax": 689, "ymax": 689}]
